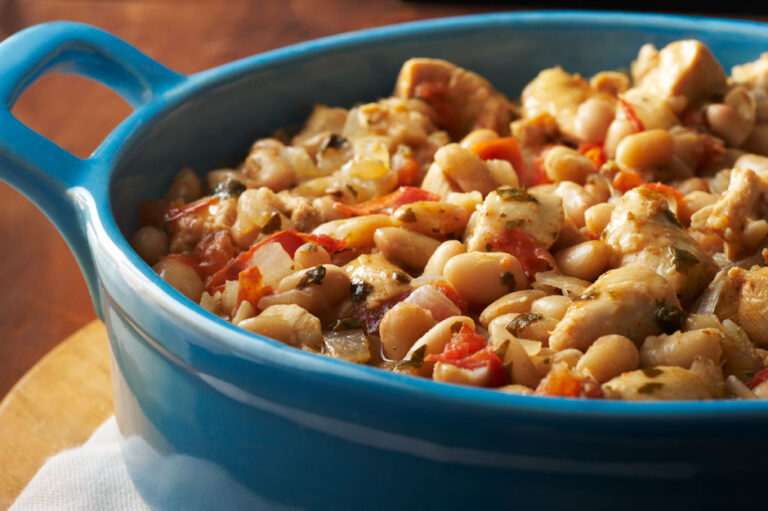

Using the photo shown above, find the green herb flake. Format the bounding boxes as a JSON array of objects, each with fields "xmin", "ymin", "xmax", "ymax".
[
  {"xmin": 667, "ymin": 246, "xmax": 699, "ymax": 274},
  {"xmin": 662, "ymin": 209, "xmax": 683, "ymax": 228},
  {"xmin": 395, "ymin": 345, "xmax": 426, "ymax": 370},
  {"xmin": 497, "ymin": 187, "xmax": 538, "ymax": 203},
  {"xmin": 500, "ymin": 271, "xmax": 517, "ymax": 291},
  {"xmin": 212, "ymin": 178, "xmax": 246, "ymax": 198},
  {"xmin": 505, "ymin": 312, "xmax": 543, "ymax": 337},
  {"xmin": 503, "ymin": 362, "xmax": 514, "ymax": 381},
  {"xmin": 505, "ymin": 219, "xmax": 525, "ymax": 230},
  {"xmin": 654, "ymin": 300, "xmax": 687, "ymax": 334},
  {"xmin": 450, "ymin": 321, "xmax": 465, "ymax": 334},
  {"xmin": 261, "ymin": 213, "xmax": 282, "ymax": 234},
  {"xmin": 394, "ymin": 272, "xmax": 411, "ymax": 283},
  {"xmin": 642, "ymin": 367, "xmax": 664, "ymax": 378},
  {"xmin": 331, "ymin": 317, "xmax": 363, "ymax": 332},
  {"xmin": 350, "ymin": 279, "xmax": 374, "ymax": 302},
  {"xmin": 399, "ymin": 207, "xmax": 417, "ymax": 223},
  {"xmin": 485, "ymin": 243, "xmax": 494, "ymax": 252},
  {"xmin": 638, "ymin": 382, "xmax": 665, "ymax": 394},
  {"xmin": 346, "ymin": 184, "xmax": 359, "ymax": 198},
  {"xmin": 626, "ymin": 211, "xmax": 636, "ymax": 221},
  {"xmin": 319, "ymin": 133, "xmax": 348, "ymax": 152},
  {"xmin": 298, "ymin": 265, "xmax": 327, "ymax": 289}
]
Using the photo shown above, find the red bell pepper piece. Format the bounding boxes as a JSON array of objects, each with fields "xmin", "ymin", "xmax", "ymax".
[
  {"xmin": 489, "ymin": 228, "xmax": 556, "ymax": 280},
  {"xmin": 164, "ymin": 196, "xmax": 220, "ymax": 224},
  {"xmin": 334, "ymin": 186, "xmax": 440, "ymax": 216},
  {"xmin": 612, "ymin": 170, "xmax": 644, "ymax": 194},
  {"xmin": 237, "ymin": 264, "xmax": 272, "ymax": 308},
  {"xmin": 639, "ymin": 182, "xmax": 685, "ymax": 204},
  {"xmin": 431, "ymin": 280, "xmax": 469, "ymax": 315},
  {"xmin": 748, "ymin": 368, "xmax": 768, "ymax": 389},
  {"xmin": 578, "ymin": 143, "xmax": 606, "ymax": 169},
  {"xmin": 619, "ymin": 99, "xmax": 645, "ymax": 133},
  {"xmin": 425, "ymin": 324, "xmax": 508, "ymax": 387}
]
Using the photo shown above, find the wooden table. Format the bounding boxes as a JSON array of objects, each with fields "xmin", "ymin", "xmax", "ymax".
[{"xmin": 1, "ymin": 0, "xmax": 767, "ymax": 506}]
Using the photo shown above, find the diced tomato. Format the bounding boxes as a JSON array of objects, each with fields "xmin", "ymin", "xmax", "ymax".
[
  {"xmin": 747, "ymin": 368, "xmax": 768, "ymax": 389},
  {"xmin": 619, "ymin": 99, "xmax": 645, "ymax": 132},
  {"xmin": 536, "ymin": 365, "xmax": 603, "ymax": 398},
  {"xmin": 205, "ymin": 229, "xmax": 346, "ymax": 292},
  {"xmin": 413, "ymin": 81, "xmax": 460, "ymax": 139},
  {"xmin": 393, "ymin": 152, "xmax": 421, "ymax": 187},
  {"xmin": 164, "ymin": 196, "xmax": 220, "ymax": 224},
  {"xmin": 138, "ymin": 199, "xmax": 168, "ymax": 228},
  {"xmin": 334, "ymin": 186, "xmax": 440, "ymax": 216},
  {"xmin": 578, "ymin": 143, "xmax": 606, "ymax": 169},
  {"xmin": 425, "ymin": 325, "xmax": 508, "ymax": 387},
  {"xmin": 469, "ymin": 136, "xmax": 529, "ymax": 178},
  {"xmin": 191, "ymin": 231, "xmax": 236, "ymax": 279},
  {"xmin": 489, "ymin": 228, "xmax": 555, "ymax": 280},
  {"xmin": 520, "ymin": 146, "xmax": 553, "ymax": 188},
  {"xmin": 431, "ymin": 280, "xmax": 469, "ymax": 315},
  {"xmin": 612, "ymin": 170, "xmax": 644, "ymax": 194},
  {"xmin": 639, "ymin": 182, "xmax": 685, "ymax": 204},
  {"xmin": 237, "ymin": 264, "xmax": 272, "ymax": 308}
]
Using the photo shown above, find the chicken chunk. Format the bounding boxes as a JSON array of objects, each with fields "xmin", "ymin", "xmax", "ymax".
[
  {"xmin": 426, "ymin": 143, "xmax": 518, "ymax": 197},
  {"xmin": 705, "ymin": 167, "xmax": 768, "ymax": 258},
  {"xmin": 465, "ymin": 186, "xmax": 564, "ymax": 252},
  {"xmin": 603, "ymin": 188, "xmax": 717, "ymax": 304},
  {"xmin": 731, "ymin": 53, "xmax": 768, "ymax": 92},
  {"xmin": 715, "ymin": 266, "xmax": 768, "ymax": 346},
  {"xmin": 631, "ymin": 40, "xmax": 727, "ymax": 114},
  {"xmin": 395, "ymin": 58, "xmax": 514, "ymax": 139},
  {"xmin": 344, "ymin": 253, "xmax": 412, "ymax": 309},
  {"xmin": 549, "ymin": 265, "xmax": 682, "ymax": 352},
  {"xmin": 602, "ymin": 366, "xmax": 713, "ymax": 400},
  {"xmin": 291, "ymin": 105, "xmax": 349, "ymax": 148}
]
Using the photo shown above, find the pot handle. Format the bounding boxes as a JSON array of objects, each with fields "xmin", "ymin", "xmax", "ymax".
[{"xmin": 0, "ymin": 22, "xmax": 184, "ymax": 318}]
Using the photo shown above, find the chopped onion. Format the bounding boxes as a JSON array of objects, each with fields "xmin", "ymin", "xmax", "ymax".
[
  {"xmin": 250, "ymin": 243, "xmax": 296, "ymax": 289},
  {"xmin": 404, "ymin": 285, "xmax": 460, "ymax": 321},
  {"xmin": 533, "ymin": 270, "xmax": 590, "ymax": 298},
  {"xmin": 323, "ymin": 329, "xmax": 371, "ymax": 363}
]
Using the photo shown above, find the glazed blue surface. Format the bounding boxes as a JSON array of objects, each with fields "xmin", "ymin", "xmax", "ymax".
[{"xmin": 2, "ymin": 12, "xmax": 768, "ymax": 509}]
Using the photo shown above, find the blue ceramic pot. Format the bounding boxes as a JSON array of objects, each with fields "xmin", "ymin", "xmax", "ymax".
[{"xmin": 2, "ymin": 12, "xmax": 768, "ymax": 510}]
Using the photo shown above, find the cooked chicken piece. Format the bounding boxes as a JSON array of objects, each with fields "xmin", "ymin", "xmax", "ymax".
[
  {"xmin": 602, "ymin": 366, "xmax": 713, "ymax": 400},
  {"xmin": 342, "ymin": 97, "xmax": 447, "ymax": 163},
  {"xmin": 549, "ymin": 265, "xmax": 682, "ymax": 352},
  {"xmin": 425, "ymin": 143, "xmax": 518, "ymax": 197},
  {"xmin": 621, "ymin": 88, "xmax": 680, "ymax": 130},
  {"xmin": 705, "ymin": 167, "xmax": 768, "ymax": 258},
  {"xmin": 291, "ymin": 105, "xmax": 349, "ymax": 148},
  {"xmin": 668, "ymin": 126, "xmax": 725, "ymax": 178},
  {"xmin": 732, "ymin": 53, "xmax": 768, "ymax": 92},
  {"xmin": 343, "ymin": 253, "xmax": 412, "ymax": 309},
  {"xmin": 639, "ymin": 328, "xmax": 724, "ymax": 369},
  {"xmin": 631, "ymin": 40, "xmax": 727, "ymax": 114},
  {"xmin": 167, "ymin": 196, "xmax": 239, "ymax": 253},
  {"xmin": 521, "ymin": 67, "xmax": 609, "ymax": 142},
  {"xmin": 603, "ymin": 188, "xmax": 717, "ymax": 304},
  {"xmin": 394, "ymin": 58, "xmax": 514, "ymax": 139},
  {"xmin": 465, "ymin": 186, "xmax": 564, "ymax": 252},
  {"xmin": 230, "ymin": 188, "xmax": 292, "ymax": 249},
  {"xmin": 713, "ymin": 266, "xmax": 768, "ymax": 346}
]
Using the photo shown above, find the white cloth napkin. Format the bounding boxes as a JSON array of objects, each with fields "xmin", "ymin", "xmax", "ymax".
[{"xmin": 10, "ymin": 416, "xmax": 149, "ymax": 511}]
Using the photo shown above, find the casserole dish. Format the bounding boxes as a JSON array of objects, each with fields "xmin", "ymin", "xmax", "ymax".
[{"xmin": 2, "ymin": 11, "xmax": 768, "ymax": 509}]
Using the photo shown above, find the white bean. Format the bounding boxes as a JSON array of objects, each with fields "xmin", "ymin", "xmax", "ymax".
[
  {"xmin": 576, "ymin": 334, "xmax": 639, "ymax": 383},
  {"xmin": 530, "ymin": 295, "xmax": 571, "ymax": 321},
  {"xmin": 239, "ymin": 304, "xmax": 322, "ymax": 349},
  {"xmin": 444, "ymin": 252, "xmax": 527, "ymax": 304},
  {"xmin": 404, "ymin": 316, "xmax": 475, "ymax": 377},
  {"xmin": 153, "ymin": 256, "xmax": 204, "ymax": 302},
  {"xmin": 423, "ymin": 240, "xmax": 466, "ymax": 277},
  {"xmin": 574, "ymin": 97, "xmax": 615, "ymax": 144},
  {"xmin": 584, "ymin": 203, "xmax": 615, "ymax": 237},
  {"xmin": 616, "ymin": 129, "xmax": 675, "ymax": 169},
  {"xmin": 131, "ymin": 226, "xmax": 168, "ymax": 265},
  {"xmin": 379, "ymin": 302, "xmax": 437, "ymax": 361},
  {"xmin": 554, "ymin": 240, "xmax": 608, "ymax": 281}
]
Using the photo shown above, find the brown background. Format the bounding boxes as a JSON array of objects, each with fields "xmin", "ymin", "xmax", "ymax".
[{"xmin": 0, "ymin": 0, "xmax": 765, "ymax": 398}]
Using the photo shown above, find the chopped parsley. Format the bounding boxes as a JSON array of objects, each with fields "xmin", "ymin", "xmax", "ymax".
[
  {"xmin": 212, "ymin": 178, "xmax": 246, "ymax": 198},
  {"xmin": 319, "ymin": 133, "xmax": 348, "ymax": 152},
  {"xmin": 497, "ymin": 187, "xmax": 538, "ymax": 203},
  {"xmin": 298, "ymin": 265, "xmax": 327, "ymax": 289},
  {"xmin": 642, "ymin": 367, "xmax": 663, "ymax": 378},
  {"xmin": 654, "ymin": 300, "xmax": 687, "ymax": 334},
  {"xmin": 505, "ymin": 219, "xmax": 525, "ymax": 230},
  {"xmin": 395, "ymin": 345, "xmax": 426, "ymax": 370},
  {"xmin": 662, "ymin": 209, "xmax": 683, "ymax": 228},
  {"xmin": 506, "ymin": 312, "xmax": 543, "ymax": 337},
  {"xmin": 350, "ymin": 280, "xmax": 374, "ymax": 302},
  {"xmin": 399, "ymin": 207, "xmax": 417, "ymax": 223},
  {"xmin": 667, "ymin": 246, "xmax": 699, "ymax": 274},
  {"xmin": 331, "ymin": 317, "xmax": 363, "ymax": 332},
  {"xmin": 638, "ymin": 382, "xmax": 664, "ymax": 394},
  {"xmin": 500, "ymin": 271, "xmax": 517, "ymax": 291},
  {"xmin": 394, "ymin": 272, "xmax": 411, "ymax": 283},
  {"xmin": 261, "ymin": 213, "xmax": 282, "ymax": 234}
]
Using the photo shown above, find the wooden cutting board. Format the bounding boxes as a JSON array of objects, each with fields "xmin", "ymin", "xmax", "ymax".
[{"xmin": 0, "ymin": 320, "xmax": 113, "ymax": 508}]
